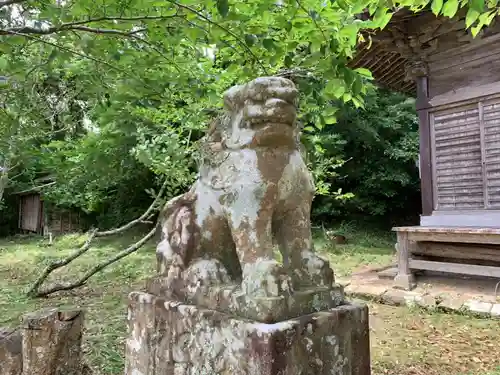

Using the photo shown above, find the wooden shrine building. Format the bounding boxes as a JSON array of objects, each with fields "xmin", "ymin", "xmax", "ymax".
[
  {"xmin": 350, "ymin": 9, "xmax": 500, "ymax": 289},
  {"xmin": 14, "ymin": 177, "xmax": 82, "ymax": 236}
]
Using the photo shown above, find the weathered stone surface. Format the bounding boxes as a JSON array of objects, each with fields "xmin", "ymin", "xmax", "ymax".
[
  {"xmin": 155, "ymin": 77, "xmax": 335, "ymax": 317},
  {"xmin": 393, "ymin": 274, "xmax": 416, "ymax": 291},
  {"xmin": 438, "ymin": 295, "xmax": 467, "ymax": 312},
  {"xmin": 381, "ymin": 289, "xmax": 418, "ymax": 306},
  {"xmin": 377, "ymin": 267, "xmax": 397, "ymax": 280},
  {"xmin": 344, "ymin": 284, "xmax": 388, "ymax": 301},
  {"xmin": 125, "ymin": 292, "xmax": 370, "ymax": 375},
  {"xmin": 147, "ymin": 275, "xmax": 344, "ymax": 323},
  {"xmin": 22, "ymin": 308, "xmax": 84, "ymax": 375},
  {"xmin": 490, "ymin": 303, "xmax": 500, "ymax": 318},
  {"xmin": 463, "ymin": 300, "xmax": 493, "ymax": 316},
  {"xmin": 0, "ymin": 328, "xmax": 22, "ymax": 375}
]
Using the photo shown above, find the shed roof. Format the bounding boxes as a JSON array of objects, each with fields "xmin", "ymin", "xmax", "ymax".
[
  {"xmin": 12, "ymin": 175, "xmax": 55, "ymax": 196},
  {"xmin": 347, "ymin": 8, "xmax": 490, "ymax": 96}
]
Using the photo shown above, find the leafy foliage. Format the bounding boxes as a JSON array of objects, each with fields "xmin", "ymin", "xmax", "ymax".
[
  {"xmin": 312, "ymin": 89, "xmax": 421, "ymax": 225},
  {"xmin": 0, "ymin": 0, "xmax": 498, "ymax": 228}
]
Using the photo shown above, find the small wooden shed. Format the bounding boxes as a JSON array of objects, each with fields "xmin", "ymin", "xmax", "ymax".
[
  {"xmin": 15, "ymin": 180, "xmax": 82, "ymax": 236},
  {"xmin": 350, "ymin": 9, "xmax": 500, "ymax": 289}
]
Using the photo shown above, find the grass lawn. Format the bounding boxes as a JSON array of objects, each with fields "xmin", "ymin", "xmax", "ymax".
[{"xmin": 1, "ymin": 226, "xmax": 499, "ymax": 375}]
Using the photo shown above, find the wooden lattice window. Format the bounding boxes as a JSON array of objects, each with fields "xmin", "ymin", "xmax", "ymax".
[
  {"xmin": 430, "ymin": 96, "xmax": 500, "ymax": 210},
  {"xmin": 483, "ymin": 99, "xmax": 500, "ymax": 207}
]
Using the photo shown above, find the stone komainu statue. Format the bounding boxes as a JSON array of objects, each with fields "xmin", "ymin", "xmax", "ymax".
[{"xmin": 156, "ymin": 76, "xmax": 333, "ymax": 299}]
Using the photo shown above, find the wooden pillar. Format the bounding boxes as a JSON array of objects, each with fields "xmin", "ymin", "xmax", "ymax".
[
  {"xmin": 410, "ymin": 61, "xmax": 434, "ymax": 216},
  {"xmin": 393, "ymin": 231, "xmax": 416, "ymax": 290}
]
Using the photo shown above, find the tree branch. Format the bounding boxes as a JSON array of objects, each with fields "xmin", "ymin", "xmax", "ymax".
[
  {"xmin": 96, "ymin": 176, "xmax": 168, "ymax": 236},
  {"xmin": 4, "ymin": 31, "xmax": 162, "ymax": 94},
  {"xmin": 0, "ymin": 15, "xmax": 180, "ymax": 36},
  {"xmin": 30, "ymin": 227, "xmax": 156, "ymax": 298},
  {"xmin": 26, "ymin": 229, "xmax": 98, "ymax": 297},
  {"xmin": 2, "ymin": 25, "xmax": 144, "ymax": 37},
  {"xmin": 55, "ymin": 14, "xmax": 179, "ymax": 27},
  {"xmin": 295, "ymin": 0, "xmax": 327, "ymax": 42},
  {"xmin": 0, "ymin": 0, "xmax": 26, "ymax": 7},
  {"xmin": 167, "ymin": 0, "xmax": 269, "ymax": 74},
  {"xmin": 26, "ymin": 177, "xmax": 169, "ymax": 298}
]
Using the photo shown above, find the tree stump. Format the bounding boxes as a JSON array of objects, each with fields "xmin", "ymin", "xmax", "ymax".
[
  {"xmin": 0, "ymin": 328, "xmax": 22, "ymax": 375},
  {"xmin": 22, "ymin": 308, "xmax": 84, "ymax": 375}
]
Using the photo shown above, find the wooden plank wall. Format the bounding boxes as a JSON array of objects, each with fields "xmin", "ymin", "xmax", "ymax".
[
  {"xmin": 483, "ymin": 99, "xmax": 500, "ymax": 207},
  {"xmin": 430, "ymin": 103, "xmax": 483, "ymax": 210},
  {"xmin": 428, "ymin": 32, "xmax": 500, "ymax": 100},
  {"xmin": 429, "ymin": 97, "xmax": 500, "ymax": 211},
  {"xmin": 19, "ymin": 194, "xmax": 41, "ymax": 233},
  {"xmin": 424, "ymin": 29, "xmax": 500, "ymax": 214}
]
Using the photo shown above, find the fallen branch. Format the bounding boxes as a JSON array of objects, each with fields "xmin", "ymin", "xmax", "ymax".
[
  {"xmin": 26, "ymin": 177, "xmax": 169, "ymax": 298},
  {"xmin": 31, "ymin": 226, "xmax": 157, "ymax": 298},
  {"xmin": 26, "ymin": 229, "xmax": 98, "ymax": 297}
]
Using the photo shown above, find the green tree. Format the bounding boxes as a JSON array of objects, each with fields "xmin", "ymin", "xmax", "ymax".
[
  {"xmin": 311, "ymin": 89, "xmax": 420, "ymax": 225},
  {"xmin": 1, "ymin": 0, "xmax": 497, "ymax": 295}
]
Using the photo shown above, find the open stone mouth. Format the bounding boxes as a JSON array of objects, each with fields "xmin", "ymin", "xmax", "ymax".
[{"xmin": 247, "ymin": 121, "xmax": 295, "ymax": 130}]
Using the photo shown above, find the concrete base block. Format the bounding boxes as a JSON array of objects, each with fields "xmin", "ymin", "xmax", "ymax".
[{"xmin": 393, "ymin": 273, "xmax": 416, "ymax": 291}]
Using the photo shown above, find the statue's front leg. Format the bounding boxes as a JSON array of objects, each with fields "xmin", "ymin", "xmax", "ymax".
[
  {"xmin": 226, "ymin": 187, "xmax": 292, "ymax": 298},
  {"xmin": 274, "ymin": 203, "xmax": 334, "ymax": 289}
]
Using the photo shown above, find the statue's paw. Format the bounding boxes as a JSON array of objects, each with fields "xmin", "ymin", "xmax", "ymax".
[
  {"xmin": 183, "ymin": 258, "xmax": 231, "ymax": 290},
  {"xmin": 241, "ymin": 259, "xmax": 293, "ymax": 298},
  {"xmin": 294, "ymin": 251, "xmax": 334, "ymax": 288},
  {"xmin": 156, "ymin": 240, "xmax": 185, "ymax": 275}
]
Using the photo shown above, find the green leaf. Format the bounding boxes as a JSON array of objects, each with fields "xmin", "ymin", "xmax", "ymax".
[
  {"xmin": 465, "ymin": 8, "xmax": 480, "ymax": 27},
  {"xmin": 442, "ymin": 0, "xmax": 459, "ymax": 18},
  {"xmin": 324, "ymin": 115, "xmax": 337, "ymax": 125},
  {"xmin": 343, "ymin": 93, "xmax": 352, "ymax": 102},
  {"xmin": 324, "ymin": 107, "xmax": 338, "ymax": 116},
  {"xmin": 310, "ymin": 40, "xmax": 322, "ymax": 54},
  {"xmin": 244, "ymin": 34, "xmax": 257, "ymax": 46},
  {"xmin": 336, "ymin": 0, "xmax": 349, "ymax": 11},
  {"xmin": 343, "ymin": 68, "xmax": 355, "ymax": 87},
  {"xmin": 324, "ymin": 79, "xmax": 346, "ymax": 99},
  {"xmin": 0, "ymin": 56, "xmax": 8, "ymax": 70},
  {"xmin": 263, "ymin": 38, "xmax": 275, "ymax": 51},
  {"xmin": 379, "ymin": 11, "xmax": 393, "ymax": 29},
  {"xmin": 431, "ymin": 0, "xmax": 444, "ymax": 14},
  {"xmin": 478, "ymin": 10, "xmax": 496, "ymax": 26},
  {"xmin": 469, "ymin": 0, "xmax": 484, "ymax": 12},
  {"xmin": 339, "ymin": 24, "xmax": 358, "ymax": 45},
  {"xmin": 303, "ymin": 126, "xmax": 315, "ymax": 132},
  {"xmin": 354, "ymin": 67, "xmax": 373, "ymax": 79},
  {"xmin": 352, "ymin": 77, "xmax": 363, "ymax": 95},
  {"xmin": 352, "ymin": 97, "xmax": 364, "ymax": 108},
  {"xmin": 216, "ymin": 0, "xmax": 229, "ymax": 17}
]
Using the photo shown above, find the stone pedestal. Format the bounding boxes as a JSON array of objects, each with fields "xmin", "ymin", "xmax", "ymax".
[{"xmin": 125, "ymin": 291, "xmax": 371, "ymax": 375}]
